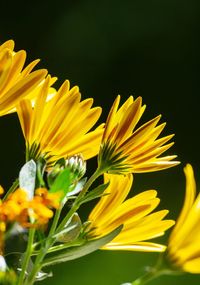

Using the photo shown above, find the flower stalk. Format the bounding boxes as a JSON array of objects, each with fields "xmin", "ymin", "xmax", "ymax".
[
  {"xmin": 17, "ymin": 228, "xmax": 36, "ymax": 285},
  {"xmin": 127, "ymin": 255, "xmax": 182, "ymax": 285},
  {"xmin": 56, "ymin": 167, "xmax": 104, "ymax": 234},
  {"xmin": 3, "ymin": 178, "xmax": 19, "ymax": 200}
]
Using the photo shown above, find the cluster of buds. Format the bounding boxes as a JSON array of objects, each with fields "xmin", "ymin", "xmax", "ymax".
[
  {"xmin": 48, "ymin": 154, "xmax": 86, "ymax": 187},
  {"xmin": 65, "ymin": 154, "xmax": 86, "ymax": 180}
]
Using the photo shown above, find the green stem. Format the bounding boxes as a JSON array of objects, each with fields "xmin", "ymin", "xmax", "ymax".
[
  {"xmin": 81, "ymin": 167, "xmax": 104, "ymax": 195},
  {"xmin": 3, "ymin": 178, "xmax": 19, "ymax": 200},
  {"xmin": 26, "ymin": 167, "xmax": 105, "ymax": 284},
  {"xmin": 56, "ymin": 167, "xmax": 103, "ymax": 233},
  {"xmin": 131, "ymin": 268, "xmax": 171, "ymax": 285},
  {"xmin": 25, "ymin": 237, "xmax": 51, "ymax": 284},
  {"xmin": 48, "ymin": 207, "xmax": 62, "ymax": 238},
  {"xmin": 17, "ymin": 228, "xmax": 35, "ymax": 285},
  {"xmin": 45, "ymin": 239, "xmax": 84, "ymax": 254},
  {"xmin": 25, "ymin": 207, "xmax": 63, "ymax": 284},
  {"xmin": 25, "ymin": 243, "xmax": 48, "ymax": 285},
  {"xmin": 127, "ymin": 254, "xmax": 182, "ymax": 285}
]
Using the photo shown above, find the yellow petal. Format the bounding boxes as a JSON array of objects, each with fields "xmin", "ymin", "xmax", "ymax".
[
  {"xmin": 0, "ymin": 50, "xmax": 26, "ymax": 95},
  {"xmin": 0, "ymin": 69, "xmax": 47, "ymax": 113},
  {"xmin": 0, "ymin": 40, "xmax": 14, "ymax": 52},
  {"xmin": 17, "ymin": 99, "xmax": 33, "ymax": 140},
  {"xmin": 102, "ymin": 242, "xmax": 166, "ymax": 252},
  {"xmin": 169, "ymin": 164, "xmax": 196, "ymax": 243},
  {"xmin": 183, "ymin": 258, "xmax": 200, "ymax": 274},
  {"xmin": 89, "ymin": 174, "xmax": 133, "ymax": 223},
  {"xmin": 114, "ymin": 97, "xmax": 143, "ymax": 144},
  {"xmin": 102, "ymin": 95, "xmax": 120, "ymax": 142}
]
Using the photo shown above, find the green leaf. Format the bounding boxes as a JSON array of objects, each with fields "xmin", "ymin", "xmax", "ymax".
[
  {"xmin": 19, "ymin": 257, "xmax": 52, "ymax": 281},
  {"xmin": 42, "ymin": 225, "xmax": 122, "ymax": 267},
  {"xmin": 49, "ymin": 168, "xmax": 71, "ymax": 200},
  {"xmin": 55, "ymin": 213, "xmax": 82, "ymax": 243},
  {"xmin": 19, "ymin": 160, "xmax": 36, "ymax": 200},
  {"xmin": 80, "ymin": 182, "xmax": 110, "ymax": 204},
  {"xmin": 36, "ymin": 157, "xmax": 46, "ymax": 188},
  {"xmin": 67, "ymin": 178, "xmax": 87, "ymax": 197}
]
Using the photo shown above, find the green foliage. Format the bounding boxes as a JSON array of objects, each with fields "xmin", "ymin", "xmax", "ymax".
[
  {"xmin": 49, "ymin": 168, "xmax": 71, "ymax": 201},
  {"xmin": 42, "ymin": 225, "xmax": 123, "ymax": 267},
  {"xmin": 55, "ymin": 213, "xmax": 82, "ymax": 243},
  {"xmin": 19, "ymin": 160, "xmax": 36, "ymax": 200},
  {"xmin": 80, "ymin": 182, "xmax": 110, "ymax": 204},
  {"xmin": 36, "ymin": 157, "xmax": 46, "ymax": 188}
]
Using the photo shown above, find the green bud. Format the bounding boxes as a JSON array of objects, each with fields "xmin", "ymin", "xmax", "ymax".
[{"xmin": 65, "ymin": 154, "xmax": 86, "ymax": 181}]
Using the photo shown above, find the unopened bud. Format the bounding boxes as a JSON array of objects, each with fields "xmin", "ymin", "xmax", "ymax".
[
  {"xmin": 48, "ymin": 155, "xmax": 86, "ymax": 188},
  {"xmin": 65, "ymin": 154, "xmax": 86, "ymax": 180}
]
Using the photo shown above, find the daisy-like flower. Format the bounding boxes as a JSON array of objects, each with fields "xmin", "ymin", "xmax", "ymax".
[
  {"xmin": 17, "ymin": 76, "xmax": 103, "ymax": 165},
  {"xmin": 98, "ymin": 95, "xmax": 179, "ymax": 174},
  {"xmin": 167, "ymin": 164, "xmax": 200, "ymax": 273},
  {"xmin": 0, "ymin": 39, "xmax": 47, "ymax": 116},
  {"xmin": 88, "ymin": 173, "xmax": 175, "ymax": 252}
]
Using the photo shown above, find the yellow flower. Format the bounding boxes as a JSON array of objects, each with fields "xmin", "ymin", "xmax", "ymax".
[
  {"xmin": 88, "ymin": 173, "xmax": 175, "ymax": 252},
  {"xmin": 0, "ymin": 39, "xmax": 47, "ymax": 116},
  {"xmin": 17, "ymin": 76, "xmax": 103, "ymax": 165},
  {"xmin": 98, "ymin": 95, "xmax": 179, "ymax": 174},
  {"xmin": 167, "ymin": 164, "xmax": 200, "ymax": 273}
]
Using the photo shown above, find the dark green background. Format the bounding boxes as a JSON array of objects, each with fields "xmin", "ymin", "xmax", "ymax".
[{"xmin": 0, "ymin": 0, "xmax": 200, "ymax": 284}]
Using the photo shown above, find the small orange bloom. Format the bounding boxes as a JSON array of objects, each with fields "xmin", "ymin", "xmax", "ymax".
[{"xmin": 0, "ymin": 188, "xmax": 60, "ymax": 229}]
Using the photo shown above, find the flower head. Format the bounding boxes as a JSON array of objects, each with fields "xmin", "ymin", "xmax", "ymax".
[
  {"xmin": 0, "ymin": 39, "xmax": 47, "ymax": 116},
  {"xmin": 88, "ymin": 173, "xmax": 174, "ymax": 252},
  {"xmin": 98, "ymin": 95, "xmax": 179, "ymax": 174},
  {"xmin": 167, "ymin": 164, "xmax": 200, "ymax": 274},
  {"xmin": 17, "ymin": 76, "xmax": 103, "ymax": 166}
]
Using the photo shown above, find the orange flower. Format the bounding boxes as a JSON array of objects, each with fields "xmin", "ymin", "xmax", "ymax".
[
  {"xmin": 0, "ymin": 188, "xmax": 60, "ymax": 229},
  {"xmin": 34, "ymin": 188, "xmax": 61, "ymax": 209}
]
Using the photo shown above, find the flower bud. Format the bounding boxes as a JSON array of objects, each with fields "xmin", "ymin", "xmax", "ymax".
[
  {"xmin": 47, "ymin": 155, "xmax": 86, "ymax": 188},
  {"xmin": 65, "ymin": 154, "xmax": 86, "ymax": 181}
]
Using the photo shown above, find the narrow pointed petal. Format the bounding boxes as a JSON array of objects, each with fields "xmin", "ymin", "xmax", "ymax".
[
  {"xmin": 99, "ymin": 95, "xmax": 178, "ymax": 174},
  {"xmin": 0, "ymin": 40, "xmax": 47, "ymax": 116},
  {"xmin": 102, "ymin": 242, "xmax": 166, "ymax": 252},
  {"xmin": 88, "ymin": 173, "xmax": 174, "ymax": 253}
]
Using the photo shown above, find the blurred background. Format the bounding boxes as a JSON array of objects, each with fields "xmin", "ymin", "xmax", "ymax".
[{"xmin": 0, "ymin": 0, "xmax": 200, "ymax": 284}]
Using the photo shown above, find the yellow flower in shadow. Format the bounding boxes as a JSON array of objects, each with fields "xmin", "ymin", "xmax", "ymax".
[
  {"xmin": 167, "ymin": 164, "xmax": 200, "ymax": 273},
  {"xmin": 98, "ymin": 95, "xmax": 179, "ymax": 174},
  {"xmin": 17, "ymin": 76, "xmax": 103, "ymax": 165},
  {"xmin": 0, "ymin": 39, "xmax": 47, "ymax": 116},
  {"xmin": 88, "ymin": 173, "xmax": 175, "ymax": 252}
]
